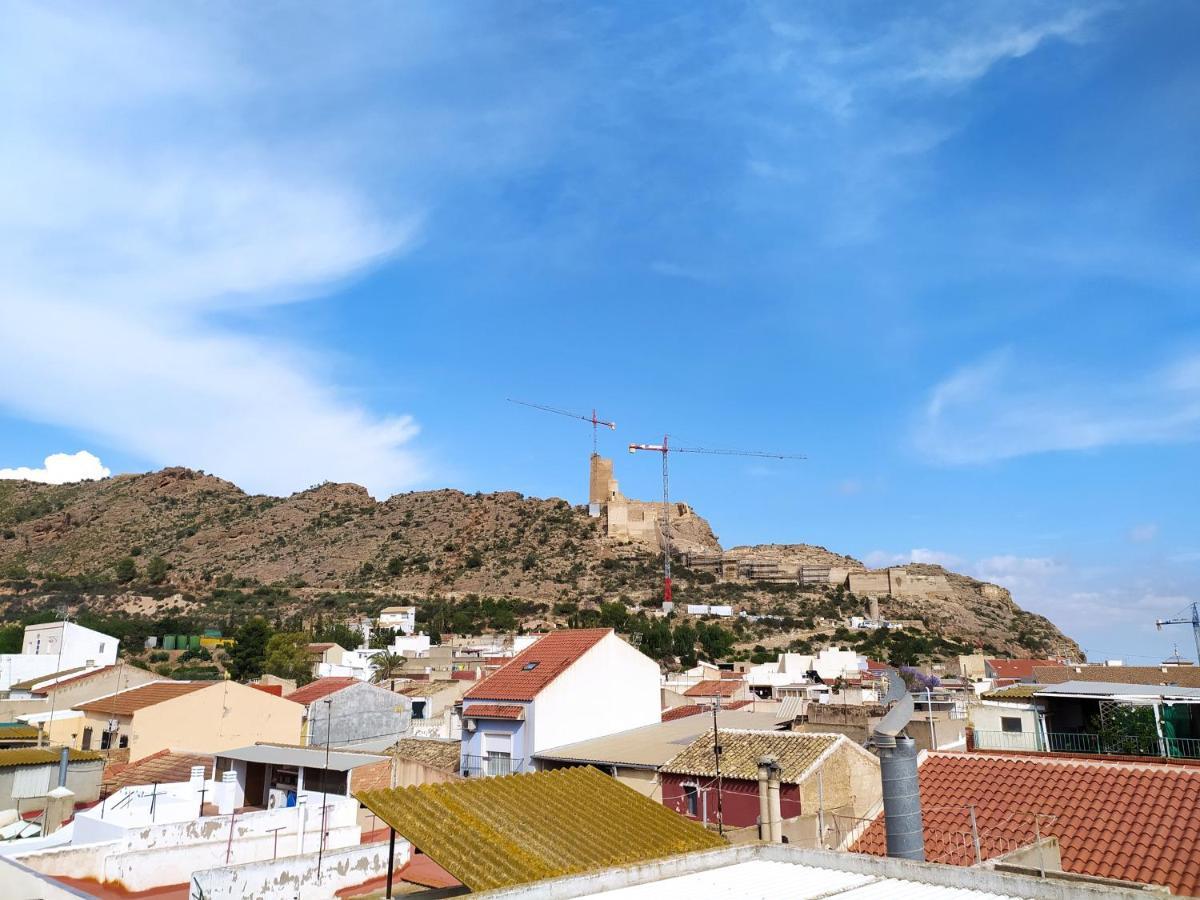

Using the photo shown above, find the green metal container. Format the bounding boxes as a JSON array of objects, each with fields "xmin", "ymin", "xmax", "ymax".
[
  {"xmin": 203, "ymin": 628, "xmax": 222, "ymax": 638},
  {"xmin": 189, "ymin": 635, "xmax": 201, "ymax": 651},
  {"xmin": 163, "ymin": 635, "xmax": 176, "ymax": 651}
]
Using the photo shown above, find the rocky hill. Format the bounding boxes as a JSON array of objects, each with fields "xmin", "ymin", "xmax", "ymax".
[{"xmin": 0, "ymin": 468, "xmax": 1080, "ymax": 660}]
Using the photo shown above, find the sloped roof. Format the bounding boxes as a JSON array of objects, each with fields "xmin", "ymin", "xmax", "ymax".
[
  {"xmin": 463, "ymin": 704, "xmax": 524, "ymax": 719},
  {"xmin": 8, "ymin": 666, "xmax": 93, "ymax": 691},
  {"xmin": 463, "ymin": 629, "xmax": 611, "ymax": 702},
  {"xmin": 391, "ymin": 738, "xmax": 461, "ymax": 772},
  {"xmin": 980, "ymin": 684, "xmax": 1040, "ymax": 700},
  {"xmin": 683, "ymin": 680, "xmax": 743, "ymax": 698},
  {"xmin": 284, "ymin": 677, "xmax": 361, "ymax": 705},
  {"xmin": 851, "ymin": 752, "xmax": 1200, "ymax": 896},
  {"xmin": 0, "ymin": 723, "xmax": 39, "ymax": 740},
  {"xmin": 985, "ymin": 659, "xmax": 1062, "ymax": 680},
  {"xmin": 1035, "ymin": 665, "xmax": 1200, "ymax": 688},
  {"xmin": 105, "ymin": 750, "xmax": 213, "ymax": 791},
  {"xmin": 355, "ymin": 766, "xmax": 725, "ymax": 892},
  {"xmin": 662, "ymin": 730, "xmax": 841, "ymax": 782},
  {"xmin": 76, "ymin": 681, "xmax": 208, "ymax": 716},
  {"xmin": 662, "ymin": 705, "xmax": 706, "ymax": 722},
  {"xmin": 0, "ymin": 748, "xmax": 103, "ymax": 767},
  {"xmin": 398, "ymin": 680, "xmax": 459, "ymax": 697}
]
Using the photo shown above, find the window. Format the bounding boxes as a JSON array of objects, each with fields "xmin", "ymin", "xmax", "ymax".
[
  {"xmin": 682, "ymin": 784, "xmax": 699, "ymax": 817},
  {"xmin": 486, "ymin": 752, "xmax": 512, "ymax": 776},
  {"xmin": 412, "ymin": 700, "xmax": 426, "ymax": 720},
  {"xmin": 81, "ymin": 727, "xmax": 93, "ymax": 750},
  {"xmin": 99, "ymin": 643, "xmax": 106, "ymax": 653},
  {"xmin": 118, "ymin": 735, "xmax": 129, "ymax": 748},
  {"xmin": 1001, "ymin": 716, "xmax": 1023, "ymax": 733},
  {"xmin": 522, "ymin": 661, "xmax": 540, "ymax": 671},
  {"xmin": 100, "ymin": 730, "xmax": 113, "ymax": 750}
]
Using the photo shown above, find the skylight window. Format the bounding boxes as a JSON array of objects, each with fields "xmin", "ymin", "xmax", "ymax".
[{"xmin": 522, "ymin": 661, "xmax": 540, "ymax": 671}]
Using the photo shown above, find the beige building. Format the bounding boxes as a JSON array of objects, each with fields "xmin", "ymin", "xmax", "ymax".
[
  {"xmin": 0, "ymin": 664, "xmax": 160, "ymax": 722},
  {"xmin": 73, "ymin": 681, "xmax": 304, "ymax": 759}
]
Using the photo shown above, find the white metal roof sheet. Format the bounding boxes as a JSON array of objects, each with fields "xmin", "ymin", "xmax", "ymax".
[{"xmin": 596, "ymin": 861, "xmax": 1027, "ymax": 899}]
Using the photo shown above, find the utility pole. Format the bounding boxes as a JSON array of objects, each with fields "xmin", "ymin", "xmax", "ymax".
[
  {"xmin": 711, "ymin": 698, "xmax": 724, "ymax": 835},
  {"xmin": 317, "ymin": 698, "xmax": 332, "ymax": 880}
]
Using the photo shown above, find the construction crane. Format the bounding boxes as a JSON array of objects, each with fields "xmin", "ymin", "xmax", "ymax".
[
  {"xmin": 627, "ymin": 434, "xmax": 804, "ymax": 603},
  {"xmin": 1156, "ymin": 602, "xmax": 1200, "ymax": 666},
  {"xmin": 507, "ymin": 399, "xmax": 616, "ymax": 454}
]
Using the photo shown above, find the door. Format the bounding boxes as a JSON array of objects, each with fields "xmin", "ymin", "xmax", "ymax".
[{"xmin": 244, "ymin": 762, "xmax": 266, "ymax": 808}]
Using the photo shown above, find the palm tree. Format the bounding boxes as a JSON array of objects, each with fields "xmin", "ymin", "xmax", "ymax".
[{"xmin": 370, "ymin": 650, "xmax": 405, "ymax": 683}]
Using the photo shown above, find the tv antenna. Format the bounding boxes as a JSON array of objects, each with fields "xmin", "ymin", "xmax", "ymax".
[{"xmin": 627, "ymin": 435, "xmax": 804, "ymax": 603}]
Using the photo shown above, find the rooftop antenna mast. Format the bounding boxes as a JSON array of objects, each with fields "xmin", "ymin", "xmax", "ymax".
[
  {"xmin": 1156, "ymin": 601, "xmax": 1200, "ymax": 666},
  {"xmin": 627, "ymin": 435, "xmax": 804, "ymax": 603},
  {"xmin": 507, "ymin": 399, "xmax": 616, "ymax": 455}
]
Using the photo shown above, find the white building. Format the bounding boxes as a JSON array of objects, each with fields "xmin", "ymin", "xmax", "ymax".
[
  {"xmin": 685, "ymin": 604, "xmax": 733, "ymax": 617},
  {"xmin": 378, "ymin": 605, "xmax": 417, "ymax": 635},
  {"xmin": 747, "ymin": 648, "xmax": 867, "ymax": 696},
  {"xmin": 0, "ymin": 623, "xmax": 119, "ymax": 691},
  {"xmin": 460, "ymin": 628, "xmax": 660, "ymax": 777}
]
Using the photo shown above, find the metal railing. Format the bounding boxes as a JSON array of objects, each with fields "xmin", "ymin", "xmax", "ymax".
[
  {"xmin": 460, "ymin": 754, "xmax": 525, "ymax": 777},
  {"xmin": 973, "ymin": 729, "xmax": 1200, "ymax": 760}
]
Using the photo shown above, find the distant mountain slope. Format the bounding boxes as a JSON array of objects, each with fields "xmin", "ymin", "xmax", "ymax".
[{"xmin": 0, "ymin": 468, "xmax": 1079, "ymax": 658}]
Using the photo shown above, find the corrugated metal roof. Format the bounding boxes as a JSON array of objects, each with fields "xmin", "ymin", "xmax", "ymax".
[
  {"xmin": 215, "ymin": 744, "xmax": 386, "ymax": 771},
  {"xmin": 0, "ymin": 748, "xmax": 103, "ymax": 767},
  {"xmin": 1035, "ymin": 680, "xmax": 1200, "ymax": 699},
  {"xmin": 592, "ymin": 859, "xmax": 1029, "ymax": 898},
  {"xmin": 355, "ymin": 766, "xmax": 725, "ymax": 892}
]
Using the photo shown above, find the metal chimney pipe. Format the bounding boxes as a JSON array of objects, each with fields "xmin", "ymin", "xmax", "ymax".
[
  {"xmin": 879, "ymin": 735, "xmax": 924, "ymax": 860},
  {"xmin": 57, "ymin": 746, "xmax": 70, "ymax": 788},
  {"xmin": 873, "ymin": 666, "xmax": 925, "ymax": 862}
]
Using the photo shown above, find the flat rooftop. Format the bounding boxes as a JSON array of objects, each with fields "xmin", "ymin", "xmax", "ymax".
[{"xmin": 216, "ymin": 744, "xmax": 387, "ymax": 771}]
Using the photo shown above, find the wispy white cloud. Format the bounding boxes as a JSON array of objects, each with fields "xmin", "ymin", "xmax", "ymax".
[
  {"xmin": 914, "ymin": 349, "xmax": 1200, "ymax": 464},
  {"xmin": 863, "ymin": 547, "xmax": 964, "ymax": 569},
  {"xmin": 0, "ymin": 4, "xmax": 565, "ymax": 497},
  {"xmin": 1128, "ymin": 523, "xmax": 1160, "ymax": 544},
  {"xmin": 0, "ymin": 451, "xmax": 110, "ymax": 484}
]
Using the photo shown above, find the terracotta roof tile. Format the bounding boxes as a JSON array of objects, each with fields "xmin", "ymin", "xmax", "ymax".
[
  {"xmin": 249, "ymin": 683, "xmax": 283, "ymax": 696},
  {"xmin": 463, "ymin": 629, "xmax": 610, "ymax": 702},
  {"xmin": 284, "ymin": 677, "xmax": 361, "ymax": 705},
  {"xmin": 851, "ymin": 752, "xmax": 1200, "ymax": 895},
  {"xmin": 105, "ymin": 749, "xmax": 213, "ymax": 791},
  {"xmin": 683, "ymin": 679, "xmax": 743, "ymax": 698},
  {"xmin": 76, "ymin": 681, "xmax": 208, "ymax": 716},
  {"xmin": 463, "ymin": 704, "xmax": 524, "ymax": 720},
  {"xmin": 662, "ymin": 705, "xmax": 707, "ymax": 722},
  {"xmin": 662, "ymin": 729, "xmax": 840, "ymax": 782},
  {"xmin": 986, "ymin": 659, "xmax": 1063, "ymax": 680}
]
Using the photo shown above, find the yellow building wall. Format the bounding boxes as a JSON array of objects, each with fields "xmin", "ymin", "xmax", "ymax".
[{"xmin": 128, "ymin": 682, "xmax": 304, "ymax": 759}]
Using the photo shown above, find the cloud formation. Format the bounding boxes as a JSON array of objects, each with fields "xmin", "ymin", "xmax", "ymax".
[
  {"xmin": 914, "ymin": 349, "xmax": 1200, "ymax": 464},
  {"xmin": 0, "ymin": 451, "xmax": 110, "ymax": 484},
  {"xmin": 0, "ymin": 5, "xmax": 428, "ymax": 497}
]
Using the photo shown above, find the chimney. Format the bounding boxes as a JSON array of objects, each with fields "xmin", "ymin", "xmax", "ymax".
[
  {"xmin": 57, "ymin": 746, "xmax": 70, "ymax": 788},
  {"xmin": 757, "ymin": 755, "xmax": 782, "ymax": 843},
  {"xmin": 873, "ymin": 665, "xmax": 925, "ymax": 861}
]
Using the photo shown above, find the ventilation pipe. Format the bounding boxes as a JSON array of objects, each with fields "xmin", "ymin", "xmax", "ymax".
[
  {"xmin": 57, "ymin": 746, "xmax": 70, "ymax": 788},
  {"xmin": 872, "ymin": 665, "xmax": 925, "ymax": 861},
  {"xmin": 757, "ymin": 755, "xmax": 782, "ymax": 843}
]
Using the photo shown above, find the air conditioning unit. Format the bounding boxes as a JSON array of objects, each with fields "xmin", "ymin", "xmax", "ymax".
[{"xmin": 267, "ymin": 789, "xmax": 289, "ymax": 810}]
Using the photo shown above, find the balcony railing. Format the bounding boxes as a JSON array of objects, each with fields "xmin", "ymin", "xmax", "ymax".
[
  {"xmin": 974, "ymin": 730, "xmax": 1200, "ymax": 760},
  {"xmin": 460, "ymin": 754, "xmax": 526, "ymax": 778}
]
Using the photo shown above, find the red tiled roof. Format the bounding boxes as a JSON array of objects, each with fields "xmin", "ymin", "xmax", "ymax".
[
  {"xmin": 285, "ymin": 677, "xmax": 360, "ymax": 705},
  {"xmin": 985, "ymin": 658, "xmax": 1062, "ymax": 680},
  {"xmin": 662, "ymin": 705, "xmax": 706, "ymax": 722},
  {"xmin": 249, "ymin": 683, "xmax": 283, "ymax": 696},
  {"xmin": 76, "ymin": 681, "xmax": 209, "ymax": 716},
  {"xmin": 307, "ymin": 642, "xmax": 336, "ymax": 652},
  {"xmin": 684, "ymin": 680, "xmax": 743, "ymax": 698},
  {"xmin": 463, "ymin": 629, "xmax": 611, "ymax": 702},
  {"xmin": 851, "ymin": 753, "xmax": 1200, "ymax": 895},
  {"xmin": 105, "ymin": 750, "xmax": 213, "ymax": 792},
  {"xmin": 463, "ymin": 704, "xmax": 524, "ymax": 720}
]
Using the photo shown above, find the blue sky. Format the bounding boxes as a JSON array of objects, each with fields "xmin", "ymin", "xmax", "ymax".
[{"xmin": 1, "ymin": 2, "xmax": 1198, "ymax": 661}]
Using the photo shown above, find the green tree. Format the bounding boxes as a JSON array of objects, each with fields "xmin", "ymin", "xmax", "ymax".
[
  {"xmin": 146, "ymin": 555, "xmax": 168, "ymax": 585},
  {"xmin": 697, "ymin": 622, "xmax": 735, "ymax": 661},
  {"xmin": 0, "ymin": 624, "xmax": 22, "ymax": 654},
  {"xmin": 228, "ymin": 617, "xmax": 272, "ymax": 681},
  {"xmin": 264, "ymin": 632, "xmax": 314, "ymax": 685},
  {"xmin": 312, "ymin": 622, "xmax": 363, "ymax": 650},
  {"xmin": 370, "ymin": 650, "xmax": 405, "ymax": 683},
  {"xmin": 114, "ymin": 556, "xmax": 138, "ymax": 584},
  {"xmin": 672, "ymin": 623, "xmax": 698, "ymax": 668}
]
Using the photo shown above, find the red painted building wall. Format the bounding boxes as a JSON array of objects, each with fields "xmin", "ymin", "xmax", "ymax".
[{"xmin": 661, "ymin": 772, "xmax": 803, "ymax": 828}]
